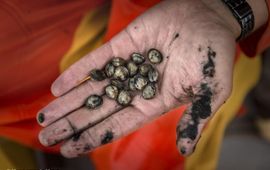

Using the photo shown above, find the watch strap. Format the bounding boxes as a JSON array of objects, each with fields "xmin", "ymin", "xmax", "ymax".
[{"xmin": 221, "ymin": 0, "xmax": 254, "ymax": 41}]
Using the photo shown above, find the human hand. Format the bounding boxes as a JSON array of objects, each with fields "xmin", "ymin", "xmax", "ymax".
[{"xmin": 37, "ymin": 0, "xmax": 267, "ymax": 157}]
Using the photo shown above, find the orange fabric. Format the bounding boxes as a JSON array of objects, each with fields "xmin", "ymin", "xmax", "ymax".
[{"xmin": 0, "ymin": 0, "xmax": 105, "ymax": 152}]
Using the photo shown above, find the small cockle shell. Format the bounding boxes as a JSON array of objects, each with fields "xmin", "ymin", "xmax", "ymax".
[
  {"xmin": 85, "ymin": 49, "xmax": 163, "ymax": 109},
  {"xmin": 139, "ymin": 64, "xmax": 152, "ymax": 76},
  {"xmin": 127, "ymin": 61, "xmax": 138, "ymax": 77},
  {"xmin": 105, "ymin": 62, "xmax": 115, "ymax": 78},
  {"xmin": 113, "ymin": 66, "xmax": 129, "ymax": 81},
  {"xmin": 142, "ymin": 83, "xmax": 156, "ymax": 99},
  {"xmin": 105, "ymin": 85, "xmax": 119, "ymax": 99},
  {"xmin": 117, "ymin": 90, "xmax": 132, "ymax": 106},
  {"xmin": 85, "ymin": 95, "xmax": 103, "ymax": 109},
  {"xmin": 112, "ymin": 57, "xmax": 126, "ymax": 67},
  {"xmin": 147, "ymin": 49, "xmax": 163, "ymax": 64},
  {"xmin": 90, "ymin": 69, "xmax": 106, "ymax": 81},
  {"xmin": 128, "ymin": 77, "xmax": 136, "ymax": 91},
  {"xmin": 131, "ymin": 53, "xmax": 145, "ymax": 65},
  {"xmin": 134, "ymin": 75, "xmax": 148, "ymax": 91},
  {"xmin": 148, "ymin": 68, "xmax": 159, "ymax": 83}
]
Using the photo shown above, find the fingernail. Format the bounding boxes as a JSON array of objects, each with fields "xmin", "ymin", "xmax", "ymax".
[{"xmin": 37, "ymin": 113, "xmax": 45, "ymax": 123}]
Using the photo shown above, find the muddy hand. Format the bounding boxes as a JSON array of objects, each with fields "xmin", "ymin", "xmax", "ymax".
[{"xmin": 37, "ymin": 0, "xmax": 267, "ymax": 158}]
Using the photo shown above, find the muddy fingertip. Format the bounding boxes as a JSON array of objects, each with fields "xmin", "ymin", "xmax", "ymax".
[
  {"xmin": 36, "ymin": 112, "xmax": 47, "ymax": 127},
  {"xmin": 176, "ymin": 139, "xmax": 196, "ymax": 156}
]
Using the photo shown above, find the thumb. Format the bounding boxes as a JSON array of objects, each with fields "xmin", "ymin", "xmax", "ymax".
[{"xmin": 176, "ymin": 82, "xmax": 231, "ymax": 156}]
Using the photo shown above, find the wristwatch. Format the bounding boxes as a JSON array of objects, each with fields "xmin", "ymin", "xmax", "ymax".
[{"xmin": 221, "ymin": 0, "xmax": 254, "ymax": 41}]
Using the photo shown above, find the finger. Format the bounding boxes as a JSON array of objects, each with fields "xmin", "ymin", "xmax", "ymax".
[
  {"xmin": 176, "ymin": 83, "xmax": 230, "ymax": 156},
  {"xmin": 51, "ymin": 27, "xmax": 144, "ymax": 97},
  {"xmin": 38, "ymin": 97, "xmax": 122, "ymax": 146}
]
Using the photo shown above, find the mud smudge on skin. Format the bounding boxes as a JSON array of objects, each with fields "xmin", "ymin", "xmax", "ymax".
[
  {"xmin": 177, "ymin": 83, "xmax": 213, "ymax": 141},
  {"xmin": 192, "ymin": 83, "xmax": 212, "ymax": 119},
  {"xmin": 83, "ymin": 144, "xmax": 91, "ymax": 152},
  {"xmin": 169, "ymin": 33, "xmax": 180, "ymax": 46},
  {"xmin": 101, "ymin": 130, "xmax": 114, "ymax": 145},
  {"xmin": 182, "ymin": 86, "xmax": 195, "ymax": 99},
  {"xmin": 72, "ymin": 132, "xmax": 82, "ymax": 142},
  {"xmin": 203, "ymin": 47, "xmax": 216, "ymax": 78},
  {"xmin": 174, "ymin": 33, "xmax": 179, "ymax": 39},
  {"xmin": 180, "ymin": 147, "xmax": 186, "ymax": 154},
  {"xmin": 176, "ymin": 46, "xmax": 216, "ymax": 153},
  {"xmin": 38, "ymin": 113, "xmax": 45, "ymax": 123},
  {"xmin": 207, "ymin": 46, "xmax": 216, "ymax": 58}
]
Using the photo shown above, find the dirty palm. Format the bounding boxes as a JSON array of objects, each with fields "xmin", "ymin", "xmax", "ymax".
[{"xmin": 38, "ymin": 0, "xmax": 235, "ymax": 158}]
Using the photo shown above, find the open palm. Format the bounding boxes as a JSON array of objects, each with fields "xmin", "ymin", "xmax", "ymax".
[{"xmin": 38, "ymin": 0, "xmax": 236, "ymax": 157}]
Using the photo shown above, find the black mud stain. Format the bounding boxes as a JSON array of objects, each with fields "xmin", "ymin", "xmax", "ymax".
[
  {"xmin": 176, "ymin": 47, "xmax": 215, "ymax": 146},
  {"xmin": 101, "ymin": 130, "xmax": 114, "ymax": 145},
  {"xmin": 38, "ymin": 113, "xmax": 45, "ymax": 123},
  {"xmin": 192, "ymin": 83, "xmax": 212, "ymax": 119},
  {"xmin": 177, "ymin": 83, "xmax": 212, "ymax": 141},
  {"xmin": 180, "ymin": 147, "xmax": 187, "ymax": 154},
  {"xmin": 178, "ymin": 123, "xmax": 198, "ymax": 140},
  {"xmin": 169, "ymin": 33, "xmax": 180, "ymax": 46},
  {"xmin": 72, "ymin": 132, "xmax": 82, "ymax": 142},
  {"xmin": 207, "ymin": 46, "xmax": 216, "ymax": 58},
  {"xmin": 182, "ymin": 86, "xmax": 195, "ymax": 99},
  {"xmin": 83, "ymin": 144, "xmax": 91, "ymax": 152},
  {"xmin": 203, "ymin": 47, "xmax": 216, "ymax": 78},
  {"xmin": 174, "ymin": 33, "xmax": 179, "ymax": 39}
]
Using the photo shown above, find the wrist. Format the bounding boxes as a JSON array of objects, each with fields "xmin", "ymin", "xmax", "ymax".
[{"xmin": 201, "ymin": 0, "xmax": 269, "ymax": 40}]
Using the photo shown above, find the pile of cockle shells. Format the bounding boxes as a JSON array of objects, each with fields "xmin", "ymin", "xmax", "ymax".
[{"xmin": 85, "ymin": 48, "xmax": 163, "ymax": 109}]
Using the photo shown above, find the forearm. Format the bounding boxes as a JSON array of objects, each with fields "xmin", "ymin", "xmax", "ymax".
[{"xmin": 202, "ymin": 0, "xmax": 269, "ymax": 40}]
